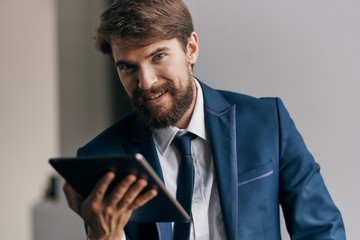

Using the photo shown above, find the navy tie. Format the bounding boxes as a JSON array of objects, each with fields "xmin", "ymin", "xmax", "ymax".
[{"xmin": 172, "ymin": 133, "xmax": 196, "ymax": 240}]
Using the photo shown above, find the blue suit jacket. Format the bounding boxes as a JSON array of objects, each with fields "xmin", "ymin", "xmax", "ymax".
[{"xmin": 77, "ymin": 81, "xmax": 345, "ymax": 239}]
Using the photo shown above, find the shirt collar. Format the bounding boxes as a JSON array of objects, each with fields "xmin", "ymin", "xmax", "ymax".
[{"xmin": 152, "ymin": 79, "xmax": 207, "ymax": 155}]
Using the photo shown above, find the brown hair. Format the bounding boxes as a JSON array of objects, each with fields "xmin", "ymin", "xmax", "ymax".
[{"xmin": 95, "ymin": 0, "xmax": 194, "ymax": 55}]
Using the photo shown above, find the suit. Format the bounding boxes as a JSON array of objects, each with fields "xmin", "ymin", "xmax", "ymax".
[{"xmin": 77, "ymin": 81, "xmax": 345, "ymax": 239}]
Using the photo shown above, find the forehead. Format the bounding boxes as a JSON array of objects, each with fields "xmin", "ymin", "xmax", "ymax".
[{"xmin": 110, "ymin": 37, "xmax": 184, "ymax": 61}]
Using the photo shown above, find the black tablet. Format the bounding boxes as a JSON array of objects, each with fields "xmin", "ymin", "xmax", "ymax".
[{"xmin": 49, "ymin": 154, "xmax": 190, "ymax": 223}]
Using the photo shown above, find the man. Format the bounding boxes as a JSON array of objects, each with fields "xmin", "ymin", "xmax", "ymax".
[{"xmin": 63, "ymin": 0, "xmax": 345, "ymax": 239}]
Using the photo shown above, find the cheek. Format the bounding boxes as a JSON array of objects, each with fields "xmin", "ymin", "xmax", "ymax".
[
  {"xmin": 119, "ymin": 74, "xmax": 137, "ymax": 97},
  {"xmin": 162, "ymin": 59, "xmax": 188, "ymax": 82}
]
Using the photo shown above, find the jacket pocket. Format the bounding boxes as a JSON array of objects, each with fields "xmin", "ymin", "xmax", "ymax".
[{"xmin": 238, "ymin": 161, "xmax": 274, "ymax": 186}]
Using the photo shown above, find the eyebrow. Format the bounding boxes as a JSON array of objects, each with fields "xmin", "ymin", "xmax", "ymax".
[
  {"xmin": 115, "ymin": 47, "xmax": 171, "ymax": 67},
  {"xmin": 115, "ymin": 60, "xmax": 133, "ymax": 67}
]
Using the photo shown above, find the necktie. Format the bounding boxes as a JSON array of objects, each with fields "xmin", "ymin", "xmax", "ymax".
[{"xmin": 172, "ymin": 133, "xmax": 196, "ymax": 240}]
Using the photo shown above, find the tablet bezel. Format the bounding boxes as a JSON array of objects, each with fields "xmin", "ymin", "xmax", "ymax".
[{"xmin": 49, "ymin": 154, "xmax": 190, "ymax": 223}]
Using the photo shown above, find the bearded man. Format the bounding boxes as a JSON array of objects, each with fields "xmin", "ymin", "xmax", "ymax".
[{"xmin": 63, "ymin": 0, "xmax": 345, "ymax": 239}]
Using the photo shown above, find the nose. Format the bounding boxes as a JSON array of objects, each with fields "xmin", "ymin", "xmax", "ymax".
[{"xmin": 137, "ymin": 66, "xmax": 158, "ymax": 90}]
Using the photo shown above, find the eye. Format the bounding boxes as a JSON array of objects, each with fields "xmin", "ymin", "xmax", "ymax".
[
  {"xmin": 120, "ymin": 64, "xmax": 136, "ymax": 71},
  {"xmin": 153, "ymin": 53, "xmax": 165, "ymax": 61}
]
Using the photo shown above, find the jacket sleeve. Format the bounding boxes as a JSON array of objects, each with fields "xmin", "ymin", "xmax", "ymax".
[{"xmin": 276, "ymin": 98, "xmax": 346, "ymax": 239}]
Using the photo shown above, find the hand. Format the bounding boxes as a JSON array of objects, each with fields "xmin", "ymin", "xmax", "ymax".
[{"xmin": 63, "ymin": 172, "xmax": 158, "ymax": 240}]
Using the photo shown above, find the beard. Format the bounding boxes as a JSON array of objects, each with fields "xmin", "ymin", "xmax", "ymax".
[{"xmin": 131, "ymin": 68, "xmax": 195, "ymax": 129}]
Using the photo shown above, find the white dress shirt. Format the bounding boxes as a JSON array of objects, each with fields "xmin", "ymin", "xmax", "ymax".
[{"xmin": 152, "ymin": 80, "xmax": 226, "ymax": 240}]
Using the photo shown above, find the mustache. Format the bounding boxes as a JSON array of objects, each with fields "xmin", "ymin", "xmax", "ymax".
[
  {"xmin": 132, "ymin": 82, "xmax": 176, "ymax": 100},
  {"xmin": 133, "ymin": 86, "xmax": 166, "ymax": 98}
]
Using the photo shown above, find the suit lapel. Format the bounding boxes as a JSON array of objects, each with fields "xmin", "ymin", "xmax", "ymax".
[{"xmin": 201, "ymin": 82, "xmax": 238, "ymax": 240}]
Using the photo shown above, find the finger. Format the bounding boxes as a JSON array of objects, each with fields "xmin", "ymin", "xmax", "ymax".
[
  {"xmin": 63, "ymin": 181, "xmax": 83, "ymax": 215},
  {"xmin": 106, "ymin": 174, "xmax": 137, "ymax": 206},
  {"xmin": 88, "ymin": 172, "xmax": 116, "ymax": 202},
  {"xmin": 128, "ymin": 189, "xmax": 158, "ymax": 211},
  {"xmin": 117, "ymin": 179, "xmax": 149, "ymax": 209}
]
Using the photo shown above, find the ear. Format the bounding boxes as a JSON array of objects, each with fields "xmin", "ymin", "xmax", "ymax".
[{"xmin": 186, "ymin": 32, "xmax": 199, "ymax": 65}]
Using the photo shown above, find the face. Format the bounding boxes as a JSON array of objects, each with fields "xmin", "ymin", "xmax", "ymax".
[{"xmin": 111, "ymin": 33, "xmax": 199, "ymax": 129}]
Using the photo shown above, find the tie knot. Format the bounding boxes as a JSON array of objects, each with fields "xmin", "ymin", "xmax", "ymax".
[{"xmin": 172, "ymin": 133, "xmax": 196, "ymax": 157}]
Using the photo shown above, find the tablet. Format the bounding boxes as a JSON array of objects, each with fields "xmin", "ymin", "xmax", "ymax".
[{"xmin": 49, "ymin": 154, "xmax": 190, "ymax": 223}]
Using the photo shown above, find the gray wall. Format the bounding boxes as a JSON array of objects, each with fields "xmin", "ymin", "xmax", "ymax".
[{"xmin": 185, "ymin": 0, "xmax": 359, "ymax": 239}]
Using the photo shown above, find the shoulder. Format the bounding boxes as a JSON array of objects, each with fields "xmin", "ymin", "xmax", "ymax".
[
  {"xmin": 218, "ymin": 89, "xmax": 275, "ymax": 105},
  {"xmin": 199, "ymin": 80, "xmax": 278, "ymax": 111},
  {"xmin": 77, "ymin": 112, "xmax": 139, "ymax": 156},
  {"xmin": 216, "ymin": 88, "xmax": 281, "ymax": 117},
  {"xmin": 199, "ymin": 80, "xmax": 283, "ymax": 122}
]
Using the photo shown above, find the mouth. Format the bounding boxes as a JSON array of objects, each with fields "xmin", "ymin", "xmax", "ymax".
[{"xmin": 145, "ymin": 90, "xmax": 167, "ymax": 100}]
